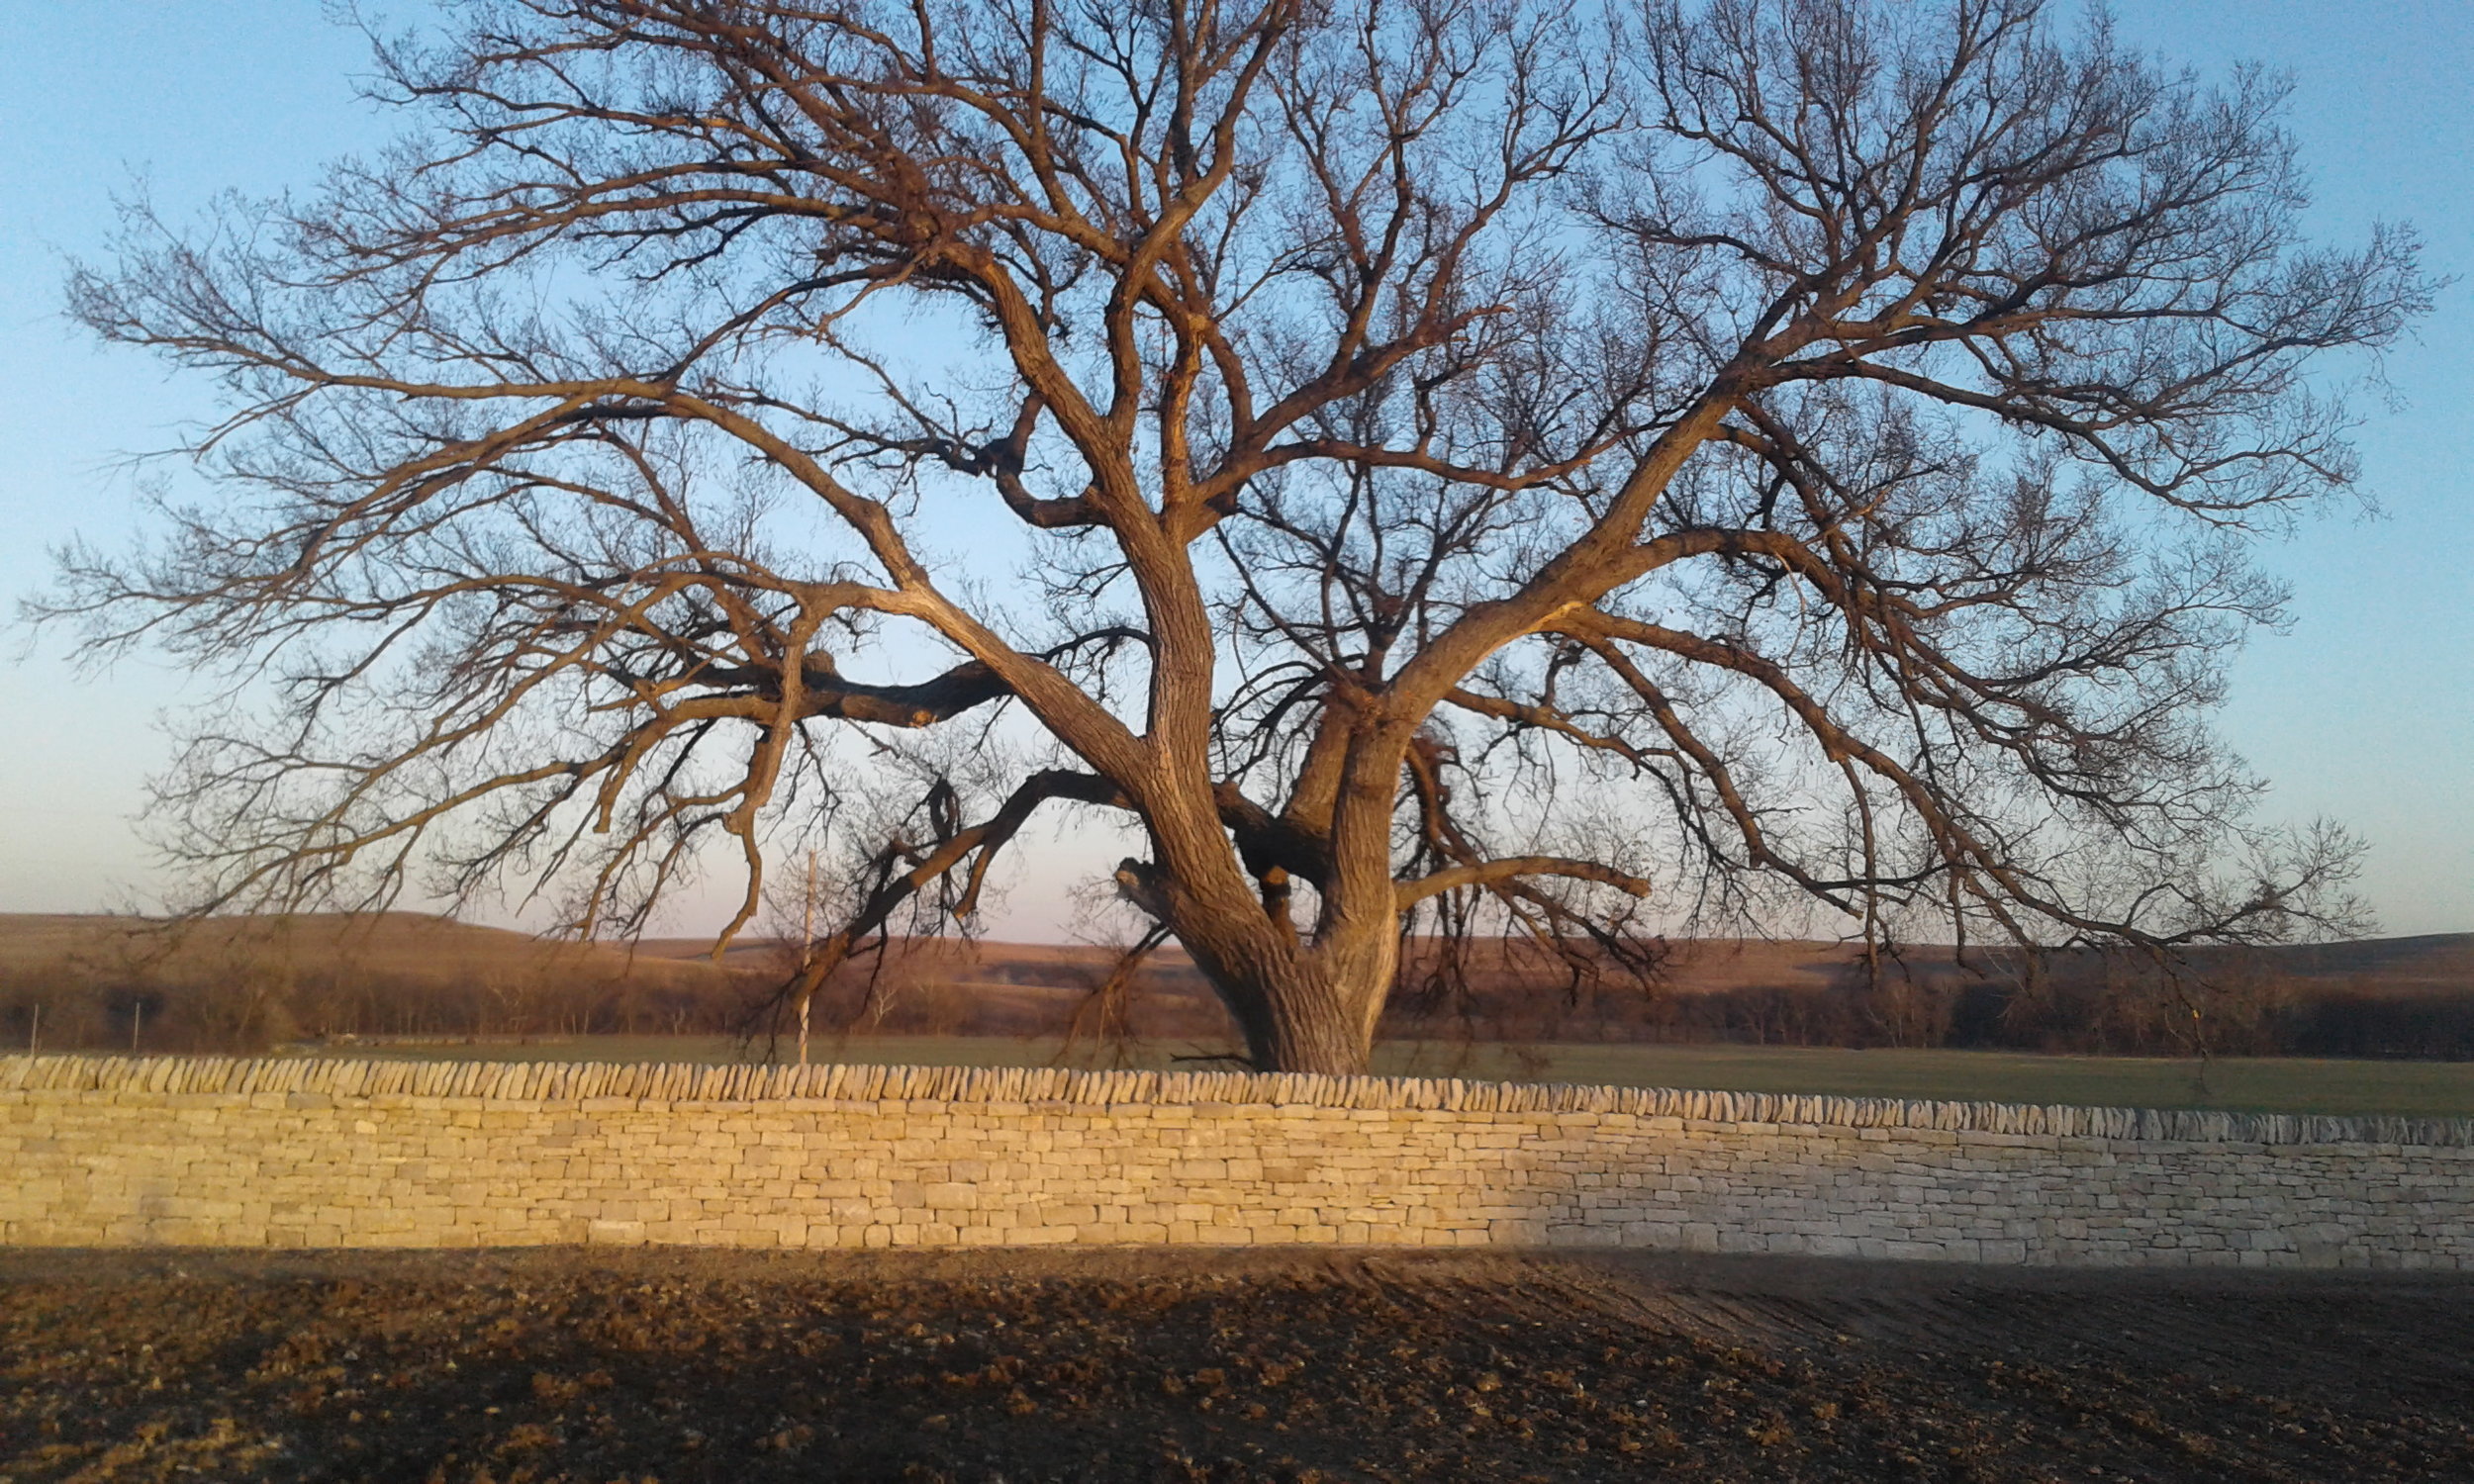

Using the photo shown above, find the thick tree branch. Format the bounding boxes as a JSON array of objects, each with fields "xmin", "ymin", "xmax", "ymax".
[{"xmin": 1395, "ymin": 857, "xmax": 1653, "ymax": 910}]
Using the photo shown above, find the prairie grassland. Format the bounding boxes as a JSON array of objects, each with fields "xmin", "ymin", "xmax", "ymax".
[{"xmin": 264, "ymin": 1034, "xmax": 2474, "ymax": 1119}]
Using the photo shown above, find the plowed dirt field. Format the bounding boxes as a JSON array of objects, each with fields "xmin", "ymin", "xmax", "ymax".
[{"xmin": 5, "ymin": 1248, "xmax": 2469, "ymax": 1482}]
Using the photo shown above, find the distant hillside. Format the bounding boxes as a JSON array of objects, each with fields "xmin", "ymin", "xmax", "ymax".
[
  {"xmin": 2, "ymin": 914, "xmax": 2468, "ymax": 1059},
  {"xmin": 2248, "ymin": 934, "xmax": 2474, "ymax": 996},
  {"xmin": 0, "ymin": 912, "xmax": 735, "ymax": 984},
  {"xmin": 0, "ymin": 912, "xmax": 759, "ymax": 1051},
  {"xmin": 657, "ymin": 929, "xmax": 2474, "ymax": 1059}
]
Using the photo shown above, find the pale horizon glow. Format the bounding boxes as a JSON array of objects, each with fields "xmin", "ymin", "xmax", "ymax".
[{"xmin": 0, "ymin": 2, "xmax": 2466, "ymax": 944}]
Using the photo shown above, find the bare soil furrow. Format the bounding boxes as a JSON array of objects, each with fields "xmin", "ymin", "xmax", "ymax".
[{"xmin": 5, "ymin": 1249, "xmax": 2470, "ymax": 1482}]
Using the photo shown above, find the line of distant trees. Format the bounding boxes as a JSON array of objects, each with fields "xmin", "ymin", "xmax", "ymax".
[
  {"xmin": 4, "ymin": 943, "xmax": 2468, "ymax": 1062},
  {"xmin": 1379, "ymin": 955, "xmax": 2474, "ymax": 1062}
]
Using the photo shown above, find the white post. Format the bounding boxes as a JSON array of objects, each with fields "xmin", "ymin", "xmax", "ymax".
[{"xmin": 798, "ymin": 849, "xmax": 817, "ymax": 1067}]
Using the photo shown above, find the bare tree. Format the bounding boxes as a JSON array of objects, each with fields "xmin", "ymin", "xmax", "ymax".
[{"xmin": 45, "ymin": 0, "xmax": 2423, "ymax": 1071}]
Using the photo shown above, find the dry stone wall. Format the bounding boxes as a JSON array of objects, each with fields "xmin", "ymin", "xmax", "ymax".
[{"xmin": 5, "ymin": 1055, "xmax": 2469, "ymax": 1267}]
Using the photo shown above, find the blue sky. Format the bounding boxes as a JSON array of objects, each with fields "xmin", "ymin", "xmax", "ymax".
[{"xmin": 0, "ymin": 2, "xmax": 2465, "ymax": 940}]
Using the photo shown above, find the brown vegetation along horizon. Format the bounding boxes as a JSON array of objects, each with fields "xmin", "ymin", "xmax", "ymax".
[
  {"xmin": 0, "ymin": 913, "xmax": 748, "ymax": 1055},
  {"xmin": 2, "ymin": 912, "xmax": 2469, "ymax": 1064}
]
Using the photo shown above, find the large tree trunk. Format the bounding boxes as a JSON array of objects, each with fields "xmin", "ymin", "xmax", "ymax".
[
  {"xmin": 1171, "ymin": 910, "xmax": 1397, "ymax": 1074},
  {"xmin": 1247, "ymin": 956, "xmax": 1379, "ymax": 1074}
]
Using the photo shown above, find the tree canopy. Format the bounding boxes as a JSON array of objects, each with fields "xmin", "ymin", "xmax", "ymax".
[{"xmin": 48, "ymin": 0, "xmax": 2426, "ymax": 1070}]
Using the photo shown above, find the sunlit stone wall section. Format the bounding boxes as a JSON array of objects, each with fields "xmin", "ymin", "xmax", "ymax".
[{"xmin": 4, "ymin": 1056, "xmax": 2468, "ymax": 1266}]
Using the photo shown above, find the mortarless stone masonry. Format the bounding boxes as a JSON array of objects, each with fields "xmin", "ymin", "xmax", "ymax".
[{"xmin": 3, "ymin": 1055, "xmax": 2469, "ymax": 1266}]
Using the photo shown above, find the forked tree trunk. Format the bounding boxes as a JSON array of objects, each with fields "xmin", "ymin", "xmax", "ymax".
[
  {"xmin": 1173, "ymin": 910, "xmax": 1398, "ymax": 1074},
  {"xmin": 1244, "ymin": 959, "xmax": 1377, "ymax": 1074}
]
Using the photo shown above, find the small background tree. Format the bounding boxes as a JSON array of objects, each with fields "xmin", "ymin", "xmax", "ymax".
[{"xmin": 44, "ymin": 0, "xmax": 2422, "ymax": 1071}]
